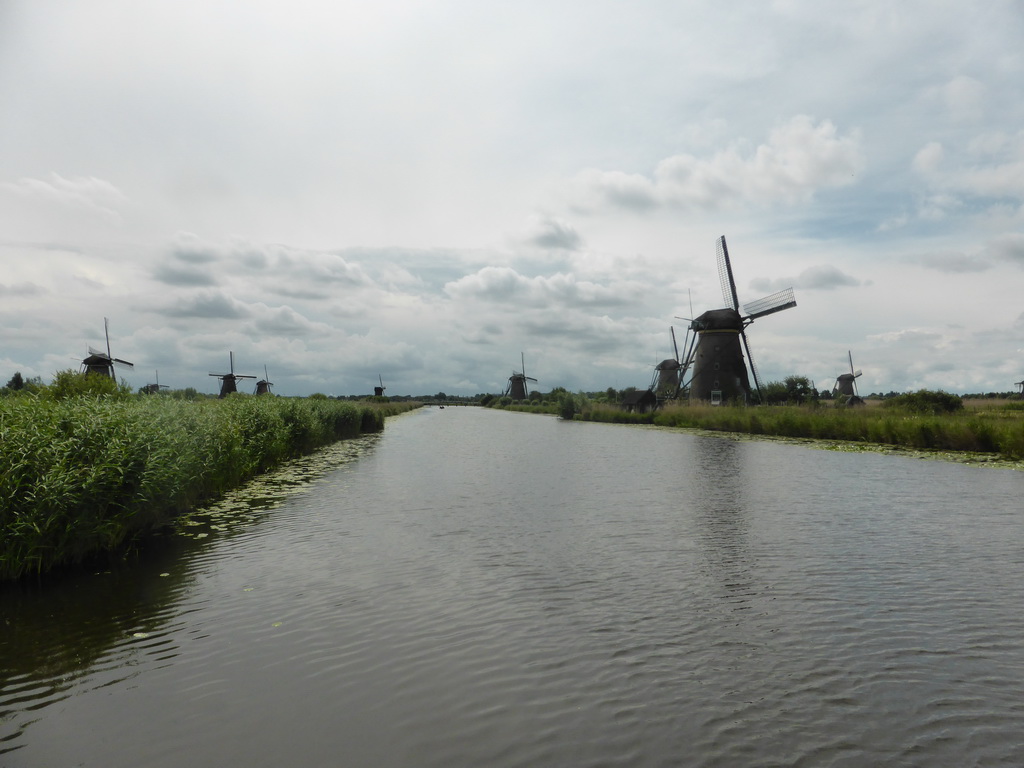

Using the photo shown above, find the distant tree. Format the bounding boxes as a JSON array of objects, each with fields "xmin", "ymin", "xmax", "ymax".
[
  {"xmin": 760, "ymin": 380, "xmax": 788, "ymax": 404},
  {"xmin": 784, "ymin": 375, "xmax": 814, "ymax": 404},
  {"xmin": 559, "ymin": 393, "xmax": 577, "ymax": 420},
  {"xmin": 882, "ymin": 389, "xmax": 963, "ymax": 414},
  {"xmin": 479, "ymin": 394, "xmax": 495, "ymax": 407},
  {"xmin": 308, "ymin": 392, "xmax": 328, "ymax": 400},
  {"xmin": 435, "ymin": 392, "xmax": 447, "ymax": 401},
  {"xmin": 5, "ymin": 371, "xmax": 24, "ymax": 390}
]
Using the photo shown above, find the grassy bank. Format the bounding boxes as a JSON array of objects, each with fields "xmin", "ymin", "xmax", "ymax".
[
  {"xmin": 574, "ymin": 401, "xmax": 1024, "ymax": 460},
  {"xmin": 0, "ymin": 396, "xmax": 415, "ymax": 580}
]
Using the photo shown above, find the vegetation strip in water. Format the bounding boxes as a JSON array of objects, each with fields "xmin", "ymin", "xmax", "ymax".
[{"xmin": 0, "ymin": 396, "xmax": 416, "ymax": 580}]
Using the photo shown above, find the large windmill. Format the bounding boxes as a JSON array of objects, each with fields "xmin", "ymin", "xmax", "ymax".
[
  {"xmin": 80, "ymin": 317, "xmax": 134, "ymax": 380},
  {"xmin": 504, "ymin": 353, "xmax": 537, "ymax": 400},
  {"xmin": 832, "ymin": 351, "xmax": 865, "ymax": 404},
  {"xmin": 254, "ymin": 365, "xmax": 274, "ymax": 395},
  {"xmin": 209, "ymin": 352, "xmax": 256, "ymax": 398},
  {"xmin": 685, "ymin": 236, "xmax": 796, "ymax": 404}
]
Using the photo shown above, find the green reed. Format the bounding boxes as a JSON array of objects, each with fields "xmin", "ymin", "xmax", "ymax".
[
  {"xmin": 574, "ymin": 402, "xmax": 1024, "ymax": 460},
  {"xmin": 0, "ymin": 396, "xmax": 407, "ymax": 580}
]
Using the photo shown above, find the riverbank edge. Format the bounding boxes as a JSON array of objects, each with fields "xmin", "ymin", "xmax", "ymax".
[
  {"xmin": 486, "ymin": 401, "xmax": 1024, "ymax": 468},
  {"xmin": 0, "ymin": 398, "xmax": 421, "ymax": 581}
]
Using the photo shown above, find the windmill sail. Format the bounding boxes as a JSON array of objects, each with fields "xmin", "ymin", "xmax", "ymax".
[{"xmin": 743, "ymin": 288, "xmax": 797, "ymax": 320}]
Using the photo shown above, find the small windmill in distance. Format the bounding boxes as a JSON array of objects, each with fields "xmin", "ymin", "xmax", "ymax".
[
  {"xmin": 832, "ymin": 351, "xmax": 865, "ymax": 405},
  {"xmin": 650, "ymin": 326, "xmax": 684, "ymax": 402},
  {"xmin": 144, "ymin": 370, "xmax": 169, "ymax": 394},
  {"xmin": 209, "ymin": 351, "xmax": 256, "ymax": 398},
  {"xmin": 374, "ymin": 375, "xmax": 386, "ymax": 397},
  {"xmin": 504, "ymin": 353, "xmax": 537, "ymax": 400},
  {"xmin": 81, "ymin": 317, "xmax": 134, "ymax": 381},
  {"xmin": 254, "ymin": 365, "xmax": 274, "ymax": 395}
]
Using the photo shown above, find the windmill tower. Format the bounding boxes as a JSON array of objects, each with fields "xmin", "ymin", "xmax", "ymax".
[
  {"xmin": 209, "ymin": 352, "xmax": 256, "ymax": 398},
  {"xmin": 254, "ymin": 365, "xmax": 274, "ymax": 395},
  {"xmin": 80, "ymin": 317, "xmax": 134, "ymax": 380},
  {"xmin": 374, "ymin": 374, "xmax": 386, "ymax": 397},
  {"xmin": 1016, "ymin": 380, "xmax": 1024, "ymax": 395},
  {"xmin": 504, "ymin": 353, "xmax": 537, "ymax": 400},
  {"xmin": 650, "ymin": 326, "xmax": 685, "ymax": 402},
  {"xmin": 832, "ymin": 351, "xmax": 864, "ymax": 404},
  {"xmin": 686, "ymin": 236, "xmax": 796, "ymax": 404},
  {"xmin": 144, "ymin": 370, "xmax": 170, "ymax": 394}
]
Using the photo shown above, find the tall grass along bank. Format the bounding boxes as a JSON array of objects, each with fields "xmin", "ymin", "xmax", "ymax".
[
  {"xmin": 575, "ymin": 402, "xmax": 1024, "ymax": 461},
  {"xmin": 1, "ymin": 397, "xmax": 412, "ymax": 580}
]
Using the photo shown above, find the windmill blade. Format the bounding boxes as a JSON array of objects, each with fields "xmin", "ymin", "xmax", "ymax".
[
  {"xmin": 526, "ymin": 377, "xmax": 538, "ymax": 382},
  {"xmin": 744, "ymin": 288, "xmax": 796, "ymax": 320},
  {"xmin": 848, "ymin": 350, "xmax": 855, "ymax": 376},
  {"xmin": 716, "ymin": 236, "xmax": 740, "ymax": 311},
  {"xmin": 739, "ymin": 328, "xmax": 763, "ymax": 402},
  {"xmin": 88, "ymin": 345, "xmax": 110, "ymax": 359},
  {"xmin": 229, "ymin": 351, "xmax": 235, "ymax": 375},
  {"xmin": 104, "ymin": 317, "xmax": 112, "ymax": 361},
  {"xmin": 853, "ymin": 370, "xmax": 863, "ymax": 378},
  {"xmin": 111, "ymin": 357, "xmax": 134, "ymax": 369},
  {"xmin": 670, "ymin": 326, "xmax": 680, "ymax": 362}
]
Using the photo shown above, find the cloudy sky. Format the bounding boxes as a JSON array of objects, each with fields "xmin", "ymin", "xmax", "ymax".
[{"xmin": 2, "ymin": 1, "xmax": 1023, "ymax": 397}]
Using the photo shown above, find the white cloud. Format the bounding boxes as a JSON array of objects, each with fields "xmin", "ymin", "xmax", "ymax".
[
  {"xmin": 569, "ymin": 116, "xmax": 863, "ymax": 213},
  {"xmin": 0, "ymin": 173, "xmax": 128, "ymax": 224},
  {"xmin": 913, "ymin": 142, "xmax": 944, "ymax": 174}
]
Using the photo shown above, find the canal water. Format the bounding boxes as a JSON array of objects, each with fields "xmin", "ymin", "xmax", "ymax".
[{"xmin": 3, "ymin": 407, "xmax": 1024, "ymax": 767}]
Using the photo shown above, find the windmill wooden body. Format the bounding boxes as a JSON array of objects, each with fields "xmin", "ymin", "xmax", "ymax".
[
  {"xmin": 209, "ymin": 352, "xmax": 256, "ymax": 397},
  {"xmin": 504, "ymin": 353, "xmax": 537, "ymax": 400},
  {"xmin": 685, "ymin": 236, "xmax": 796, "ymax": 404},
  {"xmin": 81, "ymin": 317, "xmax": 134, "ymax": 380},
  {"xmin": 832, "ymin": 351, "xmax": 865, "ymax": 404}
]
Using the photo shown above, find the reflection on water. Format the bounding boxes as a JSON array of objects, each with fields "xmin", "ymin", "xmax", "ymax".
[{"xmin": 3, "ymin": 408, "xmax": 1024, "ymax": 767}]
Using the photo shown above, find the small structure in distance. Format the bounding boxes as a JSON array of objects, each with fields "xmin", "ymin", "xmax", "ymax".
[
  {"xmin": 209, "ymin": 352, "xmax": 256, "ymax": 398},
  {"xmin": 144, "ymin": 370, "xmax": 169, "ymax": 394},
  {"xmin": 80, "ymin": 317, "xmax": 134, "ymax": 380},
  {"xmin": 832, "ymin": 351, "xmax": 865, "ymax": 405},
  {"xmin": 254, "ymin": 365, "xmax": 274, "ymax": 395},
  {"xmin": 505, "ymin": 353, "xmax": 537, "ymax": 401}
]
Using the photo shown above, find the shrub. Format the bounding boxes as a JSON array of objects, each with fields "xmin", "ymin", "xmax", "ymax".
[
  {"xmin": 44, "ymin": 369, "xmax": 134, "ymax": 401},
  {"xmin": 883, "ymin": 390, "xmax": 963, "ymax": 415}
]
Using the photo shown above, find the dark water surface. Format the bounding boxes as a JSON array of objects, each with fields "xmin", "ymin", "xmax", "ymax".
[{"xmin": 3, "ymin": 407, "xmax": 1024, "ymax": 767}]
